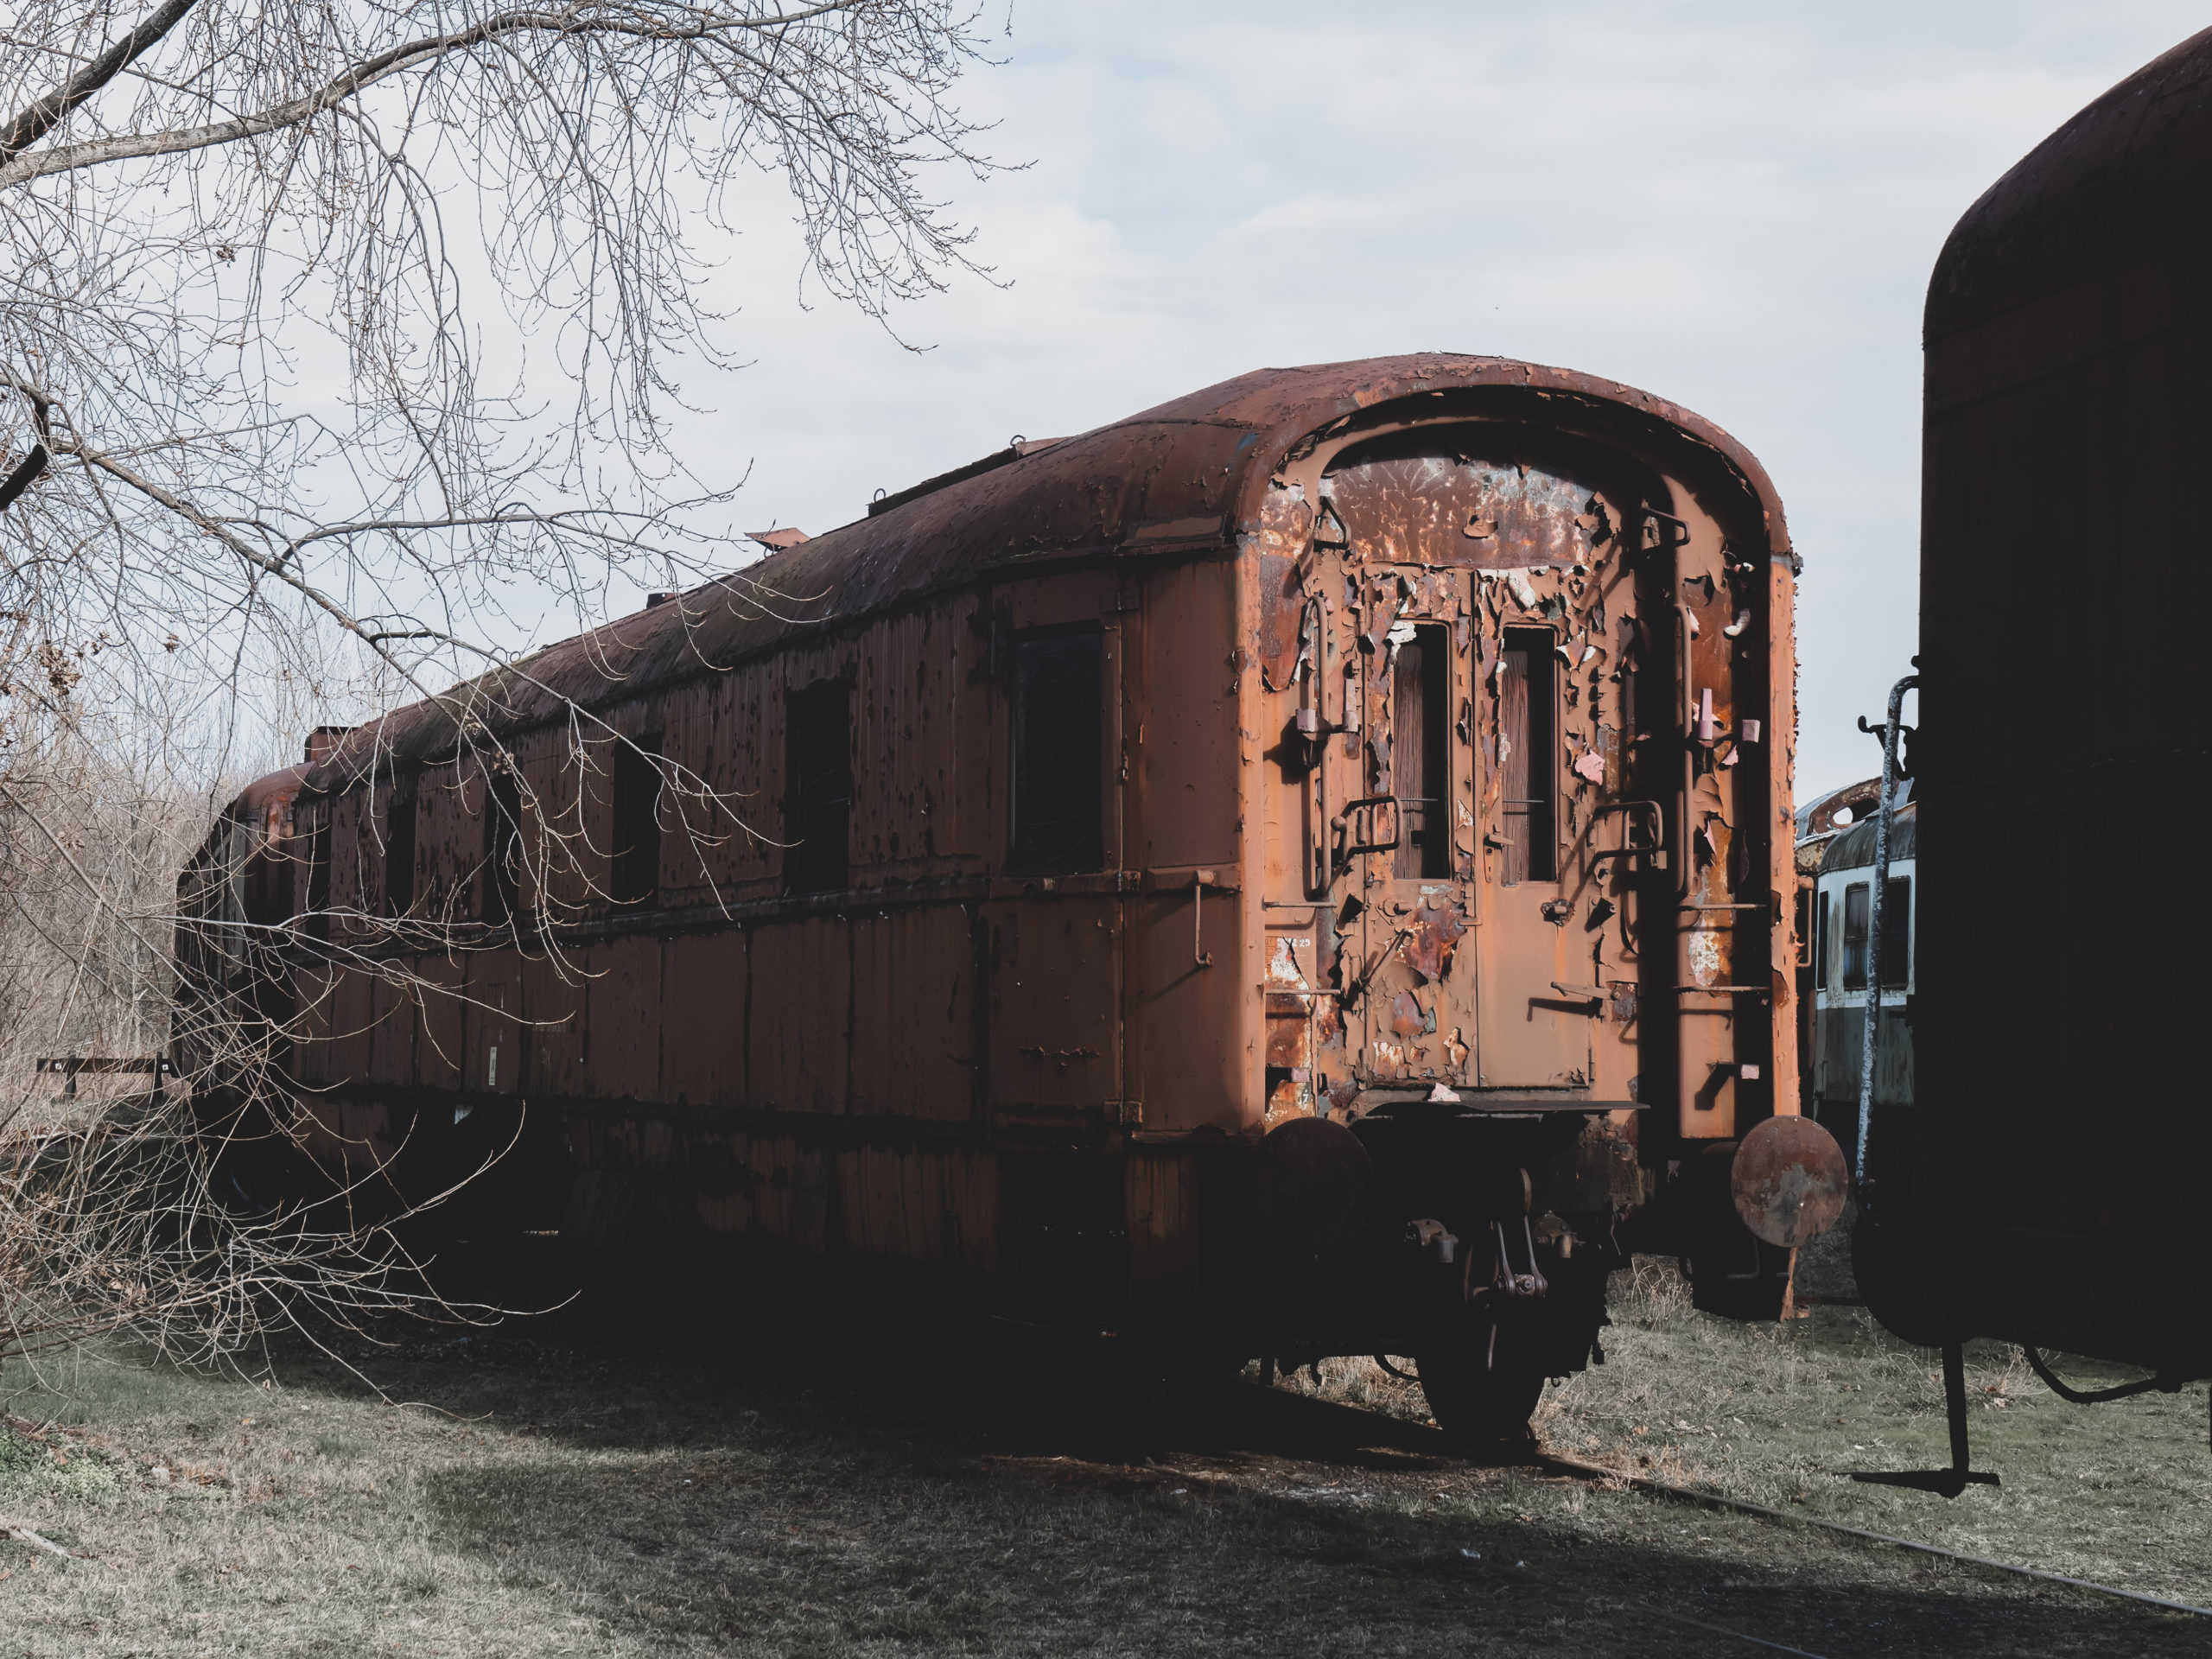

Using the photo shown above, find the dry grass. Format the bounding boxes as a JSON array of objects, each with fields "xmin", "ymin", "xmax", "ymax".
[{"xmin": 0, "ymin": 1255, "xmax": 2206, "ymax": 1657}]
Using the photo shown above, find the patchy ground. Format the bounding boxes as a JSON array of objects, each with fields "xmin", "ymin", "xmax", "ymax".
[{"xmin": 2, "ymin": 1258, "xmax": 2206, "ymax": 1658}]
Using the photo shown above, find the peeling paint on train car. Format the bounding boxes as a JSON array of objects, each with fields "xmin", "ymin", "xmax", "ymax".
[{"xmin": 182, "ymin": 353, "xmax": 1836, "ymax": 1428}]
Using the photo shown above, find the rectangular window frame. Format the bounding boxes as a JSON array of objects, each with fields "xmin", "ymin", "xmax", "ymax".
[
  {"xmin": 610, "ymin": 734, "xmax": 664, "ymax": 907},
  {"xmin": 1008, "ymin": 626, "xmax": 1107, "ymax": 876},
  {"xmin": 304, "ymin": 804, "xmax": 333, "ymax": 943},
  {"xmin": 382, "ymin": 783, "xmax": 417, "ymax": 918},
  {"xmin": 1497, "ymin": 626, "xmax": 1557, "ymax": 886},
  {"xmin": 1841, "ymin": 880, "xmax": 1870, "ymax": 990},
  {"xmin": 482, "ymin": 766, "xmax": 523, "ymax": 925},
  {"xmin": 1391, "ymin": 623, "xmax": 1452, "ymax": 880},
  {"xmin": 785, "ymin": 679, "xmax": 852, "ymax": 895},
  {"xmin": 1879, "ymin": 874, "xmax": 1910, "ymax": 990},
  {"xmin": 1815, "ymin": 889, "xmax": 1832, "ymax": 992}
]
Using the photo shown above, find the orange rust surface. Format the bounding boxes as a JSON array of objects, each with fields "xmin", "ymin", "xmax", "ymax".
[{"xmin": 187, "ymin": 354, "xmax": 1796, "ymax": 1301}]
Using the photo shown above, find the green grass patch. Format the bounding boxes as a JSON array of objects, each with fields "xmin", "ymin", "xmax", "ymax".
[{"xmin": 0, "ymin": 1262, "xmax": 2202, "ymax": 1656}]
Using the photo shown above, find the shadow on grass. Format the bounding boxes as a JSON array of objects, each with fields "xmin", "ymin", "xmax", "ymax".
[{"xmin": 247, "ymin": 1261, "xmax": 2211, "ymax": 1659}]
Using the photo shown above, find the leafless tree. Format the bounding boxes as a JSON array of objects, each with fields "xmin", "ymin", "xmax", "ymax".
[{"xmin": 0, "ymin": 0, "xmax": 1004, "ymax": 1372}]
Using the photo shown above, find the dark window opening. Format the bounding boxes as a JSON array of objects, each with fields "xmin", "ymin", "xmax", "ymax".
[
  {"xmin": 1392, "ymin": 625, "xmax": 1450, "ymax": 879},
  {"xmin": 1816, "ymin": 890, "xmax": 1832, "ymax": 991},
  {"xmin": 483, "ymin": 767, "xmax": 523, "ymax": 924},
  {"xmin": 1497, "ymin": 627, "xmax": 1556, "ymax": 884},
  {"xmin": 383, "ymin": 788, "xmax": 416, "ymax": 917},
  {"xmin": 1879, "ymin": 875, "xmax": 1910, "ymax": 989},
  {"xmin": 1010, "ymin": 631, "xmax": 1104, "ymax": 874},
  {"xmin": 1841, "ymin": 881, "xmax": 1869, "ymax": 989},
  {"xmin": 304, "ymin": 809, "xmax": 333, "ymax": 943},
  {"xmin": 611, "ymin": 735, "xmax": 664, "ymax": 906},
  {"xmin": 786, "ymin": 681, "xmax": 852, "ymax": 893},
  {"xmin": 1841, "ymin": 877, "xmax": 1910, "ymax": 990}
]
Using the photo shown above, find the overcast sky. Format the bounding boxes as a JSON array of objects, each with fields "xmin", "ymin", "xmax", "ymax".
[{"xmin": 667, "ymin": 2, "xmax": 2205, "ymax": 795}]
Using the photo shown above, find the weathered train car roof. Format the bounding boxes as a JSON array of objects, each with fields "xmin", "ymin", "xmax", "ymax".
[
  {"xmin": 1819, "ymin": 801, "xmax": 1917, "ymax": 875},
  {"xmin": 1927, "ymin": 26, "xmax": 2212, "ymax": 340},
  {"xmin": 292, "ymin": 353, "xmax": 1791, "ymax": 794}
]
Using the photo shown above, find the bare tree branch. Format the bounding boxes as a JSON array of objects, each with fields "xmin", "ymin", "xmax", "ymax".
[
  {"xmin": 0, "ymin": 0, "xmax": 198, "ymax": 164},
  {"xmin": 0, "ymin": 0, "xmax": 1007, "ymax": 1373}
]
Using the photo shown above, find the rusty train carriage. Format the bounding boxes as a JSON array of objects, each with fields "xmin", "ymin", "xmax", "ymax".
[
  {"xmin": 183, "ymin": 354, "xmax": 1841, "ymax": 1440},
  {"xmin": 1855, "ymin": 29, "xmax": 2212, "ymax": 1385}
]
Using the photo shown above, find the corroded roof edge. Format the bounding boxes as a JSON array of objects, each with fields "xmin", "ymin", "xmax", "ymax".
[{"xmin": 276, "ymin": 353, "xmax": 1788, "ymax": 801}]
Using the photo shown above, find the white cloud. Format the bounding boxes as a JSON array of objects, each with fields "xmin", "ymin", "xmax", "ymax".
[{"xmin": 664, "ymin": 0, "xmax": 2208, "ymax": 790}]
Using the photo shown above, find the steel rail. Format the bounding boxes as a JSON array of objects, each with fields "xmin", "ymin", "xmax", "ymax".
[{"xmin": 1536, "ymin": 1453, "xmax": 2212, "ymax": 1619}]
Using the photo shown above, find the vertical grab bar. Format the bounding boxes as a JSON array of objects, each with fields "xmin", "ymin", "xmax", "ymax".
[
  {"xmin": 1676, "ymin": 603, "xmax": 1698, "ymax": 900},
  {"xmin": 1855, "ymin": 673, "xmax": 1918, "ymax": 1185}
]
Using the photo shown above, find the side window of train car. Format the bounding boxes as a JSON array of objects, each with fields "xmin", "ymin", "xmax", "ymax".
[
  {"xmin": 1841, "ymin": 878, "xmax": 1909, "ymax": 991},
  {"xmin": 305, "ymin": 806, "xmax": 333, "ymax": 943},
  {"xmin": 785, "ymin": 681, "xmax": 852, "ymax": 893},
  {"xmin": 1879, "ymin": 875, "xmax": 1910, "ymax": 988},
  {"xmin": 383, "ymin": 783, "xmax": 417, "ymax": 917},
  {"xmin": 1497, "ymin": 627, "xmax": 1557, "ymax": 884},
  {"xmin": 1816, "ymin": 890, "xmax": 1832, "ymax": 991},
  {"xmin": 1009, "ymin": 629, "xmax": 1103, "ymax": 874},
  {"xmin": 1841, "ymin": 881, "xmax": 1869, "ymax": 988},
  {"xmin": 1392, "ymin": 624, "xmax": 1451, "ymax": 879},
  {"xmin": 611, "ymin": 734, "xmax": 664, "ymax": 907},
  {"xmin": 482, "ymin": 766, "xmax": 523, "ymax": 923}
]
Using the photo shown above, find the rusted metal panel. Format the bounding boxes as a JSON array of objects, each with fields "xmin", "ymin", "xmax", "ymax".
[
  {"xmin": 661, "ymin": 931, "xmax": 745, "ymax": 1107},
  {"xmin": 986, "ymin": 899, "xmax": 1118, "ymax": 1115},
  {"xmin": 325, "ymin": 963, "xmax": 374, "ymax": 1085},
  {"xmin": 291, "ymin": 356, "xmax": 1789, "ymax": 796},
  {"xmin": 408, "ymin": 761, "xmax": 479, "ymax": 919},
  {"xmin": 852, "ymin": 603, "xmax": 982, "ymax": 871},
  {"xmin": 1128, "ymin": 559, "xmax": 1242, "ymax": 872},
  {"xmin": 851, "ymin": 906, "xmax": 974, "ymax": 1121},
  {"xmin": 519, "ymin": 948, "xmax": 587, "ymax": 1096},
  {"xmin": 464, "ymin": 952, "xmax": 523, "ymax": 1096},
  {"xmin": 741, "ymin": 1133, "xmax": 832, "ymax": 1253},
  {"xmin": 1327, "ymin": 440, "xmax": 1606, "ymax": 569},
  {"xmin": 367, "ymin": 970, "xmax": 413, "ymax": 1084},
  {"xmin": 326, "ymin": 789, "xmax": 370, "ymax": 916},
  {"xmin": 200, "ymin": 350, "xmax": 1824, "ymax": 1376},
  {"xmin": 584, "ymin": 934, "xmax": 662, "ymax": 1101},
  {"xmin": 1125, "ymin": 1150, "xmax": 1200, "ymax": 1319},
  {"xmin": 413, "ymin": 953, "xmax": 467, "ymax": 1093},
  {"xmin": 288, "ymin": 963, "xmax": 334, "ymax": 1088},
  {"xmin": 512, "ymin": 727, "xmax": 582, "ymax": 914},
  {"xmin": 747, "ymin": 917, "xmax": 849, "ymax": 1115},
  {"xmin": 1262, "ymin": 928, "xmax": 1319, "ymax": 1127},
  {"xmin": 837, "ymin": 1144, "xmax": 995, "ymax": 1268}
]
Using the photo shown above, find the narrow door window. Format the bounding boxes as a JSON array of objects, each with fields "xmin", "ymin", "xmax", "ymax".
[
  {"xmin": 1841, "ymin": 880, "xmax": 1870, "ymax": 989},
  {"xmin": 1816, "ymin": 890, "xmax": 1832, "ymax": 991},
  {"xmin": 786, "ymin": 681, "xmax": 852, "ymax": 893},
  {"xmin": 1392, "ymin": 625, "xmax": 1450, "ymax": 878},
  {"xmin": 1497, "ymin": 628, "xmax": 1556, "ymax": 884},
  {"xmin": 611, "ymin": 735, "xmax": 664, "ymax": 906},
  {"xmin": 1879, "ymin": 875, "xmax": 1910, "ymax": 988},
  {"xmin": 1010, "ymin": 631, "xmax": 1104, "ymax": 874}
]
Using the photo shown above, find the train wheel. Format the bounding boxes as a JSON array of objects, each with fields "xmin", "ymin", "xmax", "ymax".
[{"xmin": 1414, "ymin": 1329, "xmax": 1546, "ymax": 1459}]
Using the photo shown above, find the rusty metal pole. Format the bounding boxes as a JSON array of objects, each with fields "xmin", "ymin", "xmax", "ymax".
[{"xmin": 1855, "ymin": 673, "xmax": 1918, "ymax": 1185}]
